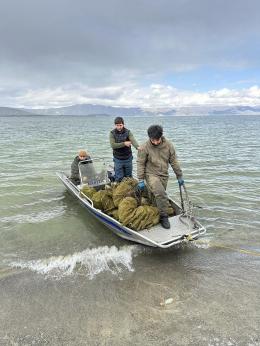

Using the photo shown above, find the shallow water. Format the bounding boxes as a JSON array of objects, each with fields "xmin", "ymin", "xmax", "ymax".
[{"xmin": 0, "ymin": 115, "xmax": 259, "ymax": 345}]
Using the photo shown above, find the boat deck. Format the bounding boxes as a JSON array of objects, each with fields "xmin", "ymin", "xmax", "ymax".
[{"xmin": 139, "ymin": 214, "xmax": 195, "ymax": 244}]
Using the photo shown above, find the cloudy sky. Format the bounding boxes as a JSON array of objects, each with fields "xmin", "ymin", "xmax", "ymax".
[{"xmin": 1, "ymin": 0, "xmax": 260, "ymax": 109}]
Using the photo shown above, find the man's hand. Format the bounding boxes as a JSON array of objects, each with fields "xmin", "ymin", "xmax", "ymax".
[
  {"xmin": 124, "ymin": 141, "xmax": 132, "ymax": 147},
  {"xmin": 137, "ymin": 180, "xmax": 145, "ymax": 191},
  {"xmin": 178, "ymin": 178, "xmax": 184, "ymax": 186}
]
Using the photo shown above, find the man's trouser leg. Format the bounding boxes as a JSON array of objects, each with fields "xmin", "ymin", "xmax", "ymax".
[
  {"xmin": 113, "ymin": 158, "xmax": 124, "ymax": 182},
  {"xmin": 145, "ymin": 175, "xmax": 169, "ymax": 216},
  {"xmin": 123, "ymin": 156, "xmax": 133, "ymax": 178}
]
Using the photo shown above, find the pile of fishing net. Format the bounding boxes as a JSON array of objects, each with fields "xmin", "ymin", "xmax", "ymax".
[
  {"xmin": 80, "ymin": 178, "xmax": 174, "ymax": 231},
  {"xmin": 118, "ymin": 197, "xmax": 159, "ymax": 231},
  {"xmin": 112, "ymin": 177, "xmax": 138, "ymax": 207},
  {"xmin": 80, "ymin": 185, "xmax": 115, "ymax": 213}
]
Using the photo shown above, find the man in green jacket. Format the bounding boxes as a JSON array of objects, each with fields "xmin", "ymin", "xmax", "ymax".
[
  {"xmin": 109, "ymin": 117, "xmax": 139, "ymax": 182},
  {"xmin": 137, "ymin": 125, "xmax": 184, "ymax": 229}
]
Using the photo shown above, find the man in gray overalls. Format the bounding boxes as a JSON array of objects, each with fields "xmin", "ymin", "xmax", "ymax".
[{"xmin": 137, "ymin": 125, "xmax": 184, "ymax": 229}]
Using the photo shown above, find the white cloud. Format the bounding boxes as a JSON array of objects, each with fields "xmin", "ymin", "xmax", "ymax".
[
  {"xmin": 248, "ymin": 85, "xmax": 260, "ymax": 97},
  {"xmin": 6, "ymin": 84, "xmax": 260, "ymax": 109}
]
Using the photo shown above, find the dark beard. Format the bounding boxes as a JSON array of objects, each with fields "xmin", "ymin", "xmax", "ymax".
[{"xmin": 150, "ymin": 140, "xmax": 160, "ymax": 146}]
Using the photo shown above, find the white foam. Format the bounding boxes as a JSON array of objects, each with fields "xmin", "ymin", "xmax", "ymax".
[
  {"xmin": 10, "ymin": 245, "xmax": 141, "ymax": 279},
  {"xmin": 193, "ymin": 238, "xmax": 211, "ymax": 249}
]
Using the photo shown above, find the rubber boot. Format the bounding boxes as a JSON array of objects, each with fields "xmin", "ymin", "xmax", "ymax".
[{"xmin": 160, "ymin": 215, "xmax": 170, "ymax": 229}]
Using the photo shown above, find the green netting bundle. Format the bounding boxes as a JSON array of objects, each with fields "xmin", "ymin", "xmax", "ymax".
[
  {"xmin": 91, "ymin": 190, "xmax": 105, "ymax": 209},
  {"xmin": 132, "ymin": 205, "xmax": 159, "ymax": 230},
  {"xmin": 91, "ymin": 190, "xmax": 115, "ymax": 211},
  {"xmin": 112, "ymin": 178, "xmax": 138, "ymax": 207},
  {"xmin": 118, "ymin": 197, "xmax": 137, "ymax": 225},
  {"xmin": 141, "ymin": 197, "xmax": 149, "ymax": 206},
  {"xmin": 80, "ymin": 185, "xmax": 97, "ymax": 199},
  {"xmin": 100, "ymin": 189, "xmax": 115, "ymax": 213},
  {"xmin": 107, "ymin": 208, "xmax": 119, "ymax": 220},
  {"xmin": 167, "ymin": 207, "xmax": 175, "ymax": 216},
  {"xmin": 118, "ymin": 197, "xmax": 160, "ymax": 231}
]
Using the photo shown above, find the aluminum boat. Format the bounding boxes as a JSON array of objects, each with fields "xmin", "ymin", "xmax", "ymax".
[{"xmin": 56, "ymin": 159, "xmax": 206, "ymax": 248}]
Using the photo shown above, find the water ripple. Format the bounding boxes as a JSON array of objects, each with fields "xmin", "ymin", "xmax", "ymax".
[
  {"xmin": 0, "ymin": 206, "xmax": 65, "ymax": 224},
  {"xmin": 1, "ymin": 196, "xmax": 65, "ymax": 211}
]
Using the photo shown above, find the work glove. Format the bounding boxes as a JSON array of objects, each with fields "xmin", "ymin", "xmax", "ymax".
[
  {"xmin": 137, "ymin": 180, "xmax": 145, "ymax": 191},
  {"xmin": 178, "ymin": 178, "xmax": 184, "ymax": 186}
]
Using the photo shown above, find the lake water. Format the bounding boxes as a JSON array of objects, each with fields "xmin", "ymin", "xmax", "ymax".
[{"xmin": 0, "ymin": 115, "xmax": 259, "ymax": 345}]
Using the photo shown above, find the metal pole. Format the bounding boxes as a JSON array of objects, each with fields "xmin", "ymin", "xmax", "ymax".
[{"xmin": 179, "ymin": 184, "xmax": 185, "ymax": 212}]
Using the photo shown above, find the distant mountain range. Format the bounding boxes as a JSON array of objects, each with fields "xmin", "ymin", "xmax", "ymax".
[
  {"xmin": 1, "ymin": 104, "xmax": 260, "ymax": 116},
  {"xmin": 0, "ymin": 106, "xmax": 35, "ymax": 116}
]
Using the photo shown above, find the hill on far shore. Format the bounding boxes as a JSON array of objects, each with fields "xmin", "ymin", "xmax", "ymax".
[{"xmin": 1, "ymin": 104, "xmax": 260, "ymax": 117}]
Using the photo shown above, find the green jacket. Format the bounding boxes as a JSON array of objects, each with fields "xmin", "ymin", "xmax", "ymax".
[
  {"xmin": 109, "ymin": 129, "xmax": 139, "ymax": 150},
  {"xmin": 137, "ymin": 136, "xmax": 183, "ymax": 179},
  {"xmin": 71, "ymin": 155, "xmax": 91, "ymax": 180}
]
